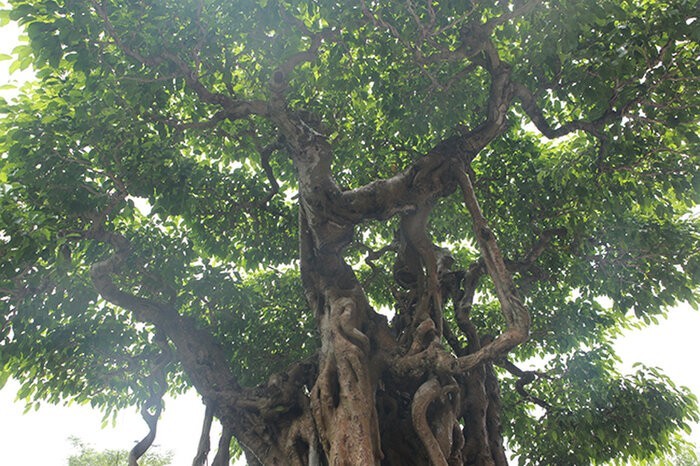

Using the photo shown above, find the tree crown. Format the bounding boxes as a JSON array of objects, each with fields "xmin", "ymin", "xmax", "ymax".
[{"xmin": 0, "ymin": 0, "xmax": 698, "ymax": 464}]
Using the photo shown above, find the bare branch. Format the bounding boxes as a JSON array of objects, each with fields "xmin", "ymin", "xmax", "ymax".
[
  {"xmin": 256, "ymin": 139, "xmax": 282, "ymax": 206},
  {"xmin": 513, "ymin": 82, "xmax": 614, "ymax": 139},
  {"xmin": 456, "ymin": 169, "xmax": 530, "ymax": 343},
  {"xmin": 508, "ymin": 228, "xmax": 567, "ymax": 274}
]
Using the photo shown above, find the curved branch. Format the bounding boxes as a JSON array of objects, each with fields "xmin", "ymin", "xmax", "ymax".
[
  {"xmin": 393, "ymin": 169, "xmax": 531, "ymax": 376},
  {"xmin": 92, "ymin": 0, "xmax": 268, "ymax": 123},
  {"xmin": 269, "ymin": 28, "xmax": 337, "ymax": 103},
  {"xmin": 161, "ymin": 50, "xmax": 269, "ymax": 120},
  {"xmin": 129, "ymin": 403, "xmax": 161, "ymax": 466},
  {"xmin": 501, "ymin": 360, "xmax": 551, "ymax": 410},
  {"xmin": 514, "ymin": 34, "xmax": 684, "ymax": 141},
  {"xmin": 256, "ymin": 139, "xmax": 282, "ymax": 206},
  {"xmin": 337, "ymin": 56, "xmax": 514, "ymax": 224}
]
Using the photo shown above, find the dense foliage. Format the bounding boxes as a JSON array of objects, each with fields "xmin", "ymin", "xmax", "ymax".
[{"xmin": 0, "ymin": 0, "xmax": 698, "ymax": 464}]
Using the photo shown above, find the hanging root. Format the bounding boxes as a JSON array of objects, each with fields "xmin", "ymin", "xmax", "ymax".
[
  {"xmin": 411, "ymin": 377, "xmax": 449, "ymax": 466},
  {"xmin": 211, "ymin": 424, "xmax": 234, "ymax": 466},
  {"xmin": 192, "ymin": 403, "xmax": 214, "ymax": 466},
  {"xmin": 129, "ymin": 332, "xmax": 172, "ymax": 466}
]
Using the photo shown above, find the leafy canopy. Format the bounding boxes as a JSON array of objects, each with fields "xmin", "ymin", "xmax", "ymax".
[{"xmin": 0, "ymin": 0, "xmax": 698, "ymax": 464}]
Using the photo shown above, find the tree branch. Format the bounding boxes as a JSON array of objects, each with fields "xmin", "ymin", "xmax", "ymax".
[
  {"xmin": 507, "ymin": 228, "xmax": 567, "ymax": 275},
  {"xmin": 456, "ymin": 170, "xmax": 529, "ymax": 336},
  {"xmin": 211, "ymin": 424, "xmax": 234, "ymax": 466},
  {"xmin": 483, "ymin": 0, "xmax": 542, "ymax": 32},
  {"xmin": 87, "ymin": 228, "xmax": 243, "ymax": 405},
  {"xmin": 513, "ymin": 82, "xmax": 615, "ymax": 139},
  {"xmin": 393, "ymin": 169, "xmax": 532, "ymax": 376},
  {"xmin": 411, "ymin": 377, "xmax": 449, "ymax": 466},
  {"xmin": 92, "ymin": 0, "xmax": 268, "ymax": 123}
]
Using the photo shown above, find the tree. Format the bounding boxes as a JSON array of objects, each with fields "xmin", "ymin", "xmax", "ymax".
[
  {"xmin": 0, "ymin": 0, "xmax": 698, "ymax": 464},
  {"xmin": 67, "ymin": 436, "xmax": 173, "ymax": 466}
]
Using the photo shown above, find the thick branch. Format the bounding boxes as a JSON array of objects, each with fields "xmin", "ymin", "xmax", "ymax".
[
  {"xmin": 161, "ymin": 50, "xmax": 269, "ymax": 120},
  {"xmin": 87, "ymin": 229, "xmax": 245, "ymax": 413},
  {"xmin": 337, "ymin": 56, "xmax": 514, "ymax": 224},
  {"xmin": 394, "ymin": 169, "xmax": 531, "ymax": 376},
  {"xmin": 484, "ymin": 364, "xmax": 508, "ymax": 466}
]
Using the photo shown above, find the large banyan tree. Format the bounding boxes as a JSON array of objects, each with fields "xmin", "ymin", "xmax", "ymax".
[{"xmin": 1, "ymin": 0, "xmax": 699, "ymax": 464}]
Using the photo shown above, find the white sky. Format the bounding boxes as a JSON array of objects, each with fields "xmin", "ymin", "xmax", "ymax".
[
  {"xmin": 0, "ymin": 16, "xmax": 698, "ymax": 466},
  {"xmin": 0, "ymin": 384, "xmax": 218, "ymax": 464}
]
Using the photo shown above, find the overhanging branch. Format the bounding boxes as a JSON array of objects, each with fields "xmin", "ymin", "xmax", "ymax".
[{"xmin": 87, "ymin": 228, "xmax": 243, "ymax": 405}]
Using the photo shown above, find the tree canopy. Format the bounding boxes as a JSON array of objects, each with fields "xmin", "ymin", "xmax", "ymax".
[{"xmin": 0, "ymin": 0, "xmax": 698, "ymax": 464}]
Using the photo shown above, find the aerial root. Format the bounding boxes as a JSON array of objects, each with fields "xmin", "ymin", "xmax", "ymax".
[
  {"xmin": 411, "ymin": 377, "xmax": 449, "ymax": 466},
  {"xmin": 192, "ymin": 403, "xmax": 214, "ymax": 466}
]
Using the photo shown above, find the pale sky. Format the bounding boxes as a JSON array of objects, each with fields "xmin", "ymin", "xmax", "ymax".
[
  {"xmin": 0, "ymin": 17, "xmax": 698, "ymax": 466},
  {"xmin": 0, "ymin": 384, "xmax": 219, "ymax": 464}
]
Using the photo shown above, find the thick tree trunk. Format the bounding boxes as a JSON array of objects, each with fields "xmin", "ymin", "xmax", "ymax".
[
  {"xmin": 90, "ymin": 111, "xmax": 524, "ymax": 466},
  {"xmin": 192, "ymin": 62, "xmax": 526, "ymax": 461},
  {"xmin": 222, "ymin": 102, "xmax": 517, "ymax": 464}
]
